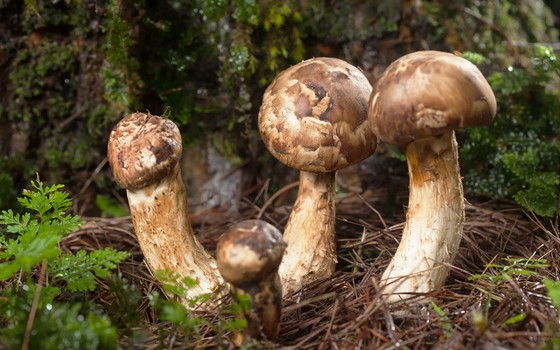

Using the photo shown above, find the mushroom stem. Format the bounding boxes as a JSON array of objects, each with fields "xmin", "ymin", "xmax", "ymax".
[
  {"xmin": 232, "ymin": 271, "xmax": 282, "ymax": 344},
  {"xmin": 279, "ymin": 171, "xmax": 336, "ymax": 295},
  {"xmin": 126, "ymin": 165, "xmax": 224, "ymax": 300},
  {"xmin": 380, "ymin": 131, "xmax": 464, "ymax": 301}
]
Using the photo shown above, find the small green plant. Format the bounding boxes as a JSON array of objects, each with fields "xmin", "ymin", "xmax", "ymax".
[
  {"xmin": 468, "ymin": 257, "xmax": 548, "ymax": 332},
  {"xmin": 431, "ymin": 301, "xmax": 453, "ymax": 339},
  {"xmin": 0, "ymin": 180, "xmax": 129, "ymax": 349},
  {"xmin": 95, "ymin": 194, "xmax": 129, "ymax": 218},
  {"xmin": 469, "ymin": 256, "xmax": 547, "ymax": 304},
  {"xmin": 0, "ymin": 180, "xmax": 129, "ymax": 288},
  {"xmin": 470, "ymin": 257, "xmax": 548, "ymax": 285},
  {"xmin": 0, "ymin": 181, "xmax": 83, "ymax": 279},
  {"xmin": 540, "ymin": 278, "xmax": 560, "ymax": 349},
  {"xmin": 150, "ymin": 269, "xmax": 252, "ymax": 348},
  {"xmin": 544, "ymin": 278, "xmax": 560, "ymax": 311}
]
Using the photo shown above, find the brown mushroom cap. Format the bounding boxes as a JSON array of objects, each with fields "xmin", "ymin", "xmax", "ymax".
[
  {"xmin": 107, "ymin": 112, "xmax": 182, "ymax": 189},
  {"xmin": 368, "ymin": 51, "xmax": 497, "ymax": 148},
  {"xmin": 216, "ymin": 220, "xmax": 286, "ymax": 286},
  {"xmin": 259, "ymin": 57, "xmax": 377, "ymax": 173}
]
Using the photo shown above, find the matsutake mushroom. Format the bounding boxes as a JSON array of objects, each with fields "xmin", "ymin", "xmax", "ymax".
[
  {"xmin": 368, "ymin": 51, "xmax": 497, "ymax": 302},
  {"xmin": 216, "ymin": 219, "xmax": 286, "ymax": 345},
  {"xmin": 107, "ymin": 112, "xmax": 225, "ymax": 305},
  {"xmin": 259, "ymin": 57, "xmax": 377, "ymax": 295}
]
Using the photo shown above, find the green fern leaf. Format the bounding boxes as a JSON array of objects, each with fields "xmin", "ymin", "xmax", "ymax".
[{"xmin": 49, "ymin": 248, "xmax": 129, "ymax": 292}]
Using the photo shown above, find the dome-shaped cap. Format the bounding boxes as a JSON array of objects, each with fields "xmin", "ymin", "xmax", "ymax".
[
  {"xmin": 107, "ymin": 112, "xmax": 182, "ymax": 189},
  {"xmin": 259, "ymin": 57, "xmax": 377, "ymax": 173},
  {"xmin": 368, "ymin": 51, "xmax": 497, "ymax": 148},
  {"xmin": 216, "ymin": 220, "xmax": 286, "ymax": 286}
]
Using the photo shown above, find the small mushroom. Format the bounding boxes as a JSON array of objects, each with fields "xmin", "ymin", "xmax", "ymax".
[
  {"xmin": 107, "ymin": 112, "xmax": 224, "ymax": 305},
  {"xmin": 368, "ymin": 51, "xmax": 497, "ymax": 302},
  {"xmin": 258, "ymin": 57, "xmax": 377, "ymax": 295},
  {"xmin": 216, "ymin": 219, "xmax": 286, "ymax": 345}
]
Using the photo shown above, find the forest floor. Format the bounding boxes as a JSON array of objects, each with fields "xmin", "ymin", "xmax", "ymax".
[{"xmin": 65, "ymin": 177, "xmax": 560, "ymax": 349}]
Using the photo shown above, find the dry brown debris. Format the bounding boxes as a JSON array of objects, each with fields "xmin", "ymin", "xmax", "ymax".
[{"xmin": 62, "ymin": 185, "xmax": 560, "ymax": 349}]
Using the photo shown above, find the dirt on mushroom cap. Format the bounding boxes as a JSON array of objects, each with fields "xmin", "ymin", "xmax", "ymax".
[
  {"xmin": 107, "ymin": 112, "xmax": 183, "ymax": 190},
  {"xmin": 259, "ymin": 57, "xmax": 377, "ymax": 173}
]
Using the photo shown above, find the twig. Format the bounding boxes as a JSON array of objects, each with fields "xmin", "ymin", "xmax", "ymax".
[
  {"xmin": 355, "ymin": 192, "xmax": 389, "ymax": 231},
  {"xmin": 324, "ymin": 298, "xmax": 339, "ymax": 340},
  {"xmin": 352, "ymin": 227, "xmax": 369, "ymax": 273},
  {"xmin": 283, "ymin": 292, "xmax": 337, "ymax": 314},
  {"xmin": 75, "ymin": 157, "xmax": 109, "ymax": 216},
  {"xmin": 256, "ymin": 181, "xmax": 299, "ymax": 219},
  {"xmin": 22, "ymin": 259, "xmax": 48, "ymax": 350},
  {"xmin": 463, "ymin": 7, "xmax": 518, "ymax": 60}
]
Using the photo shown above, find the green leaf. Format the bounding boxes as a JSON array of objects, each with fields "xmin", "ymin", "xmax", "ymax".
[
  {"xmin": 0, "ymin": 211, "xmax": 32, "ymax": 235},
  {"xmin": 95, "ymin": 195, "xmax": 129, "ymax": 218},
  {"xmin": 49, "ymin": 248, "xmax": 129, "ymax": 292},
  {"xmin": 0, "ymin": 235, "xmax": 60, "ymax": 280},
  {"xmin": 431, "ymin": 301, "xmax": 452, "ymax": 338},
  {"xmin": 544, "ymin": 278, "xmax": 560, "ymax": 310},
  {"xmin": 461, "ymin": 51, "xmax": 487, "ymax": 65},
  {"xmin": 231, "ymin": 292, "xmax": 252, "ymax": 315},
  {"xmin": 503, "ymin": 313, "xmax": 526, "ymax": 326},
  {"xmin": 149, "ymin": 291, "xmax": 205, "ymax": 334},
  {"xmin": 222, "ymin": 317, "xmax": 248, "ymax": 332}
]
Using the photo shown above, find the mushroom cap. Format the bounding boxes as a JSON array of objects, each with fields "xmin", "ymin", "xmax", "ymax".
[
  {"xmin": 258, "ymin": 57, "xmax": 377, "ymax": 173},
  {"xmin": 107, "ymin": 112, "xmax": 182, "ymax": 189},
  {"xmin": 368, "ymin": 51, "xmax": 497, "ymax": 148},
  {"xmin": 216, "ymin": 220, "xmax": 286, "ymax": 286}
]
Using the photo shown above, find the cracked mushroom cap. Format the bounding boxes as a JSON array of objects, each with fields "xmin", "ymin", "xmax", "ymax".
[
  {"xmin": 368, "ymin": 51, "xmax": 497, "ymax": 148},
  {"xmin": 259, "ymin": 57, "xmax": 377, "ymax": 173},
  {"xmin": 107, "ymin": 112, "xmax": 182, "ymax": 190},
  {"xmin": 216, "ymin": 220, "xmax": 286, "ymax": 286}
]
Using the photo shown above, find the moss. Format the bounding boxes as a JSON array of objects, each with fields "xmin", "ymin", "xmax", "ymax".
[
  {"xmin": 0, "ymin": 0, "xmax": 137, "ymax": 211},
  {"xmin": 8, "ymin": 41, "xmax": 76, "ymax": 122},
  {"xmin": 461, "ymin": 46, "xmax": 560, "ymax": 216}
]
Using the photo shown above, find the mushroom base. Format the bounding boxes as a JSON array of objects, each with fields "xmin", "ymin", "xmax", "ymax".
[
  {"xmin": 380, "ymin": 131, "xmax": 465, "ymax": 303},
  {"xmin": 127, "ymin": 166, "xmax": 225, "ymax": 306},
  {"xmin": 278, "ymin": 171, "xmax": 337, "ymax": 296},
  {"xmin": 232, "ymin": 272, "xmax": 282, "ymax": 345}
]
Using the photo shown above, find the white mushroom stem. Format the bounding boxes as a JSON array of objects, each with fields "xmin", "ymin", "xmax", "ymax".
[
  {"xmin": 380, "ymin": 131, "xmax": 464, "ymax": 302},
  {"xmin": 127, "ymin": 164, "xmax": 224, "ymax": 302},
  {"xmin": 278, "ymin": 171, "xmax": 336, "ymax": 295}
]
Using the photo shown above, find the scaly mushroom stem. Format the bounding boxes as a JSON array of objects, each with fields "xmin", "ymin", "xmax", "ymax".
[
  {"xmin": 380, "ymin": 131, "xmax": 464, "ymax": 302},
  {"xmin": 232, "ymin": 271, "xmax": 283, "ymax": 345},
  {"xmin": 279, "ymin": 171, "xmax": 336, "ymax": 295},
  {"xmin": 126, "ymin": 165, "xmax": 224, "ymax": 300}
]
